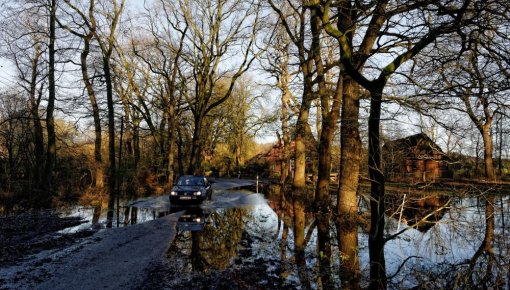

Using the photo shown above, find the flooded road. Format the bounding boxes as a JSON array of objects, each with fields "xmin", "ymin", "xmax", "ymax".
[
  {"xmin": 2, "ymin": 180, "xmax": 510, "ymax": 289},
  {"xmin": 117, "ymin": 187, "xmax": 510, "ymax": 289}
]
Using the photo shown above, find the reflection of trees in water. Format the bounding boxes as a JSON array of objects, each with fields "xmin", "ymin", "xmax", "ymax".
[
  {"xmin": 167, "ymin": 208, "xmax": 248, "ymax": 272},
  {"xmin": 293, "ymin": 191, "xmax": 312, "ymax": 289},
  {"xmin": 268, "ymin": 185, "xmax": 316, "ymax": 289},
  {"xmin": 201, "ymin": 208, "xmax": 247, "ymax": 269},
  {"xmin": 269, "ymin": 185, "xmax": 510, "ymax": 288},
  {"xmin": 389, "ymin": 195, "xmax": 510, "ymax": 289},
  {"xmin": 269, "ymin": 185, "xmax": 358, "ymax": 289},
  {"xmin": 446, "ymin": 195, "xmax": 509, "ymax": 289}
]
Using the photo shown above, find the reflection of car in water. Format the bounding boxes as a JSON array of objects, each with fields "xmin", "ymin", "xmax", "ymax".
[
  {"xmin": 170, "ymin": 206, "xmax": 209, "ymax": 232},
  {"xmin": 169, "ymin": 175, "xmax": 212, "ymax": 204}
]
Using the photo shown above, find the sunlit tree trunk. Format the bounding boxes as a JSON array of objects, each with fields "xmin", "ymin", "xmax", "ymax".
[
  {"xmin": 481, "ymin": 127, "xmax": 495, "ymax": 181},
  {"xmin": 337, "ymin": 78, "xmax": 361, "ymax": 216},
  {"xmin": 86, "ymin": 0, "xmax": 125, "ymax": 227},
  {"xmin": 81, "ymin": 35, "xmax": 104, "ymax": 189},
  {"xmin": 312, "ymin": 6, "xmax": 342, "ymax": 210},
  {"xmin": 280, "ymin": 75, "xmax": 292, "ymax": 185}
]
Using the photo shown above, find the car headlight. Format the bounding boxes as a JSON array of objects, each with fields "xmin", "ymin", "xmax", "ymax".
[
  {"xmin": 193, "ymin": 191, "xmax": 202, "ymax": 196},
  {"xmin": 170, "ymin": 191, "xmax": 177, "ymax": 196},
  {"xmin": 194, "ymin": 217, "xmax": 201, "ymax": 222}
]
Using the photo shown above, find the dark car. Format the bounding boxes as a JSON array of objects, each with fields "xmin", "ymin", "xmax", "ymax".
[{"xmin": 169, "ymin": 175, "xmax": 212, "ymax": 204}]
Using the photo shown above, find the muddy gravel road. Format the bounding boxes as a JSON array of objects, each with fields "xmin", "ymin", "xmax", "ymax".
[{"xmin": 0, "ymin": 178, "xmax": 297, "ymax": 290}]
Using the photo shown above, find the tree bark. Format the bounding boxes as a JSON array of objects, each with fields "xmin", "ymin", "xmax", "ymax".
[
  {"xmin": 81, "ymin": 34, "xmax": 104, "ymax": 189},
  {"xmin": 29, "ymin": 54, "xmax": 45, "ymax": 188},
  {"xmin": 104, "ymin": 55, "xmax": 117, "ymax": 228},
  {"xmin": 481, "ymin": 127, "xmax": 495, "ymax": 181},
  {"xmin": 337, "ymin": 78, "xmax": 361, "ymax": 216},
  {"xmin": 188, "ymin": 115, "xmax": 203, "ymax": 175},
  {"xmin": 337, "ymin": 219, "xmax": 360, "ymax": 290},
  {"xmin": 368, "ymin": 87, "xmax": 386, "ymax": 290},
  {"xmin": 44, "ymin": 0, "xmax": 57, "ymax": 194},
  {"xmin": 166, "ymin": 101, "xmax": 176, "ymax": 185}
]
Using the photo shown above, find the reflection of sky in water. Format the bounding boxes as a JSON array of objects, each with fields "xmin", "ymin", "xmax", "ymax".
[
  {"xmin": 382, "ymin": 196, "xmax": 510, "ymax": 287},
  {"xmin": 55, "ymin": 191, "xmax": 510, "ymax": 288}
]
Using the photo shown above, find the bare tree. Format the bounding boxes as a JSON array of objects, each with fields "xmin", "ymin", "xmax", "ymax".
[
  {"xmin": 170, "ymin": 0, "xmax": 262, "ymax": 175},
  {"xmin": 60, "ymin": 0, "xmax": 105, "ymax": 189},
  {"xmin": 129, "ymin": 0, "xmax": 188, "ymax": 185},
  {"xmin": 317, "ymin": 0, "xmax": 476, "ymax": 287},
  {"xmin": 411, "ymin": 9, "xmax": 510, "ymax": 182},
  {"xmin": 268, "ymin": 0, "xmax": 321, "ymax": 193},
  {"xmin": 82, "ymin": 0, "xmax": 126, "ymax": 227}
]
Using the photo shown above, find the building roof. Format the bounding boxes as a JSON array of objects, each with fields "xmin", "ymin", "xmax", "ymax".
[{"xmin": 384, "ymin": 133, "xmax": 444, "ymax": 154}]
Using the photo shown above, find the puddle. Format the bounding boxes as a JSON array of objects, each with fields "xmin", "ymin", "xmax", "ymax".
[
  {"xmin": 7, "ymin": 185, "xmax": 510, "ymax": 289},
  {"xmin": 148, "ymin": 190, "xmax": 510, "ymax": 289}
]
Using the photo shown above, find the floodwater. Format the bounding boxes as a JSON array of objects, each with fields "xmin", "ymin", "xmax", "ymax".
[{"xmin": 54, "ymin": 186, "xmax": 510, "ymax": 289}]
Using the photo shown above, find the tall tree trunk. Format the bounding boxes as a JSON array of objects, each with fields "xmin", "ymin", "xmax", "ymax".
[
  {"xmin": 279, "ymin": 57, "xmax": 292, "ymax": 185},
  {"xmin": 30, "ymin": 79, "xmax": 45, "ymax": 188},
  {"xmin": 177, "ymin": 128, "xmax": 185, "ymax": 176},
  {"xmin": 368, "ymin": 87, "xmax": 386, "ymax": 290},
  {"xmin": 45, "ymin": 0, "xmax": 57, "ymax": 194},
  {"xmin": 104, "ymin": 56, "xmax": 116, "ymax": 228},
  {"xmin": 166, "ymin": 102, "xmax": 176, "ymax": 185},
  {"xmin": 481, "ymin": 127, "xmax": 495, "ymax": 181},
  {"xmin": 188, "ymin": 116, "xmax": 203, "ymax": 175},
  {"xmin": 81, "ymin": 36, "xmax": 104, "ymax": 189},
  {"xmin": 315, "ymin": 75, "xmax": 342, "ymax": 207},
  {"xmin": 337, "ymin": 78, "xmax": 361, "ymax": 216},
  {"xmin": 133, "ymin": 119, "xmax": 140, "ymax": 169},
  {"xmin": 292, "ymin": 70, "xmax": 313, "ymax": 192},
  {"xmin": 293, "ymin": 124, "xmax": 308, "ymax": 191},
  {"xmin": 498, "ymin": 117, "xmax": 503, "ymax": 177}
]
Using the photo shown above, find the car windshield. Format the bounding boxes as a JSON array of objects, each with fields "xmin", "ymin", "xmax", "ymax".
[{"xmin": 177, "ymin": 176, "xmax": 205, "ymax": 186}]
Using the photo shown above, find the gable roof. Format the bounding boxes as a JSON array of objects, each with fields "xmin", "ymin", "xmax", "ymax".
[{"xmin": 384, "ymin": 133, "xmax": 444, "ymax": 154}]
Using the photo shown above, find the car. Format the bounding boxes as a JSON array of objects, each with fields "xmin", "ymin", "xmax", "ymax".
[{"xmin": 169, "ymin": 175, "xmax": 212, "ymax": 204}]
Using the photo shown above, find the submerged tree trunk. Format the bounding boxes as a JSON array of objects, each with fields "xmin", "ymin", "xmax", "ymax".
[
  {"xmin": 316, "ymin": 211, "xmax": 332, "ymax": 289},
  {"xmin": 337, "ymin": 219, "xmax": 360, "ymax": 289},
  {"xmin": 293, "ymin": 193, "xmax": 311, "ymax": 289},
  {"xmin": 368, "ymin": 87, "xmax": 386, "ymax": 290},
  {"xmin": 337, "ymin": 78, "xmax": 361, "ymax": 216}
]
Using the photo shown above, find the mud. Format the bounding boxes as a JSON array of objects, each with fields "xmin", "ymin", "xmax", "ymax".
[{"xmin": 0, "ymin": 210, "xmax": 95, "ymax": 267}]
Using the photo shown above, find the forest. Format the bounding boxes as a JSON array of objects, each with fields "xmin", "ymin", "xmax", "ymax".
[{"xmin": 0, "ymin": 0, "xmax": 510, "ymax": 289}]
